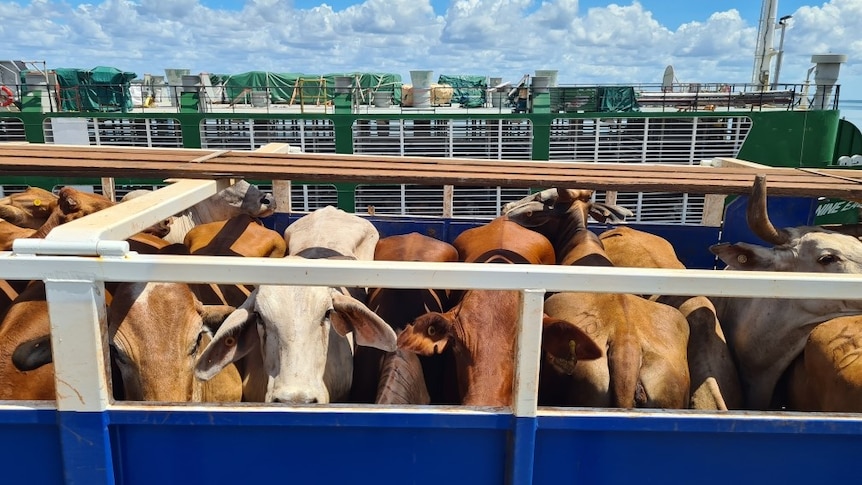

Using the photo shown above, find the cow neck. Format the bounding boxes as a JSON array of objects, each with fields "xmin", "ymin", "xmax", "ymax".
[
  {"xmin": 453, "ymin": 289, "xmax": 517, "ymax": 407},
  {"xmin": 549, "ymin": 203, "xmax": 608, "ymax": 266}
]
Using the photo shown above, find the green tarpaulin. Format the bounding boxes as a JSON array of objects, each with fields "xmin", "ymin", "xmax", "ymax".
[
  {"xmin": 211, "ymin": 71, "xmax": 402, "ymax": 105},
  {"xmin": 551, "ymin": 86, "xmax": 640, "ymax": 113},
  {"xmin": 437, "ymin": 75, "xmax": 487, "ymax": 108},
  {"xmin": 48, "ymin": 66, "xmax": 137, "ymax": 112}
]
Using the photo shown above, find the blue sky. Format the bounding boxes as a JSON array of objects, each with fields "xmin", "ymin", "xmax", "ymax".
[{"xmin": 3, "ymin": 0, "xmax": 860, "ymax": 98}]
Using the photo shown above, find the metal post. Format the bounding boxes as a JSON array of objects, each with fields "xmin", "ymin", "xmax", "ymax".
[
  {"xmin": 772, "ymin": 15, "xmax": 792, "ymax": 89},
  {"xmin": 507, "ymin": 288, "xmax": 546, "ymax": 485},
  {"xmin": 46, "ymin": 278, "xmax": 116, "ymax": 485}
]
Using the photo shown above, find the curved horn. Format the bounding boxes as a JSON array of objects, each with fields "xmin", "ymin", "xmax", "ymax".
[{"xmin": 746, "ymin": 174, "xmax": 790, "ymax": 245}]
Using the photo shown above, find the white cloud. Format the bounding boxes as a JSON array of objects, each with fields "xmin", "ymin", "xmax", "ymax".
[{"xmin": 1, "ymin": 0, "xmax": 860, "ymax": 97}]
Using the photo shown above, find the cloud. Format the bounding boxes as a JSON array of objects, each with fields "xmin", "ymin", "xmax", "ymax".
[{"xmin": 1, "ymin": 0, "xmax": 860, "ymax": 97}]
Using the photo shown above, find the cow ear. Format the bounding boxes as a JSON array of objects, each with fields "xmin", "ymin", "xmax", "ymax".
[
  {"xmin": 12, "ymin": 334, "xmax": 53, "ymax": 371},
  {"xmin": 397, "ymin": 313, "xmax": 454, "ymax": 356},
  {"xmin": 541, "ymin": 317, "xmax": 602, "ymax": 361},
  {"xmin": 709, "ymin": 242, "xmax": 774, "ymax": 270},
  {"xmin": 195, "ymin": 296, "xmax": 259, "ymax": 381},
  {"xmin": 197, "ymin": 303, "xmax": 238, "ymax": 334},
  {"xmin": 330, "ymin": 290, "xmax": 397, "ymax": 352}
]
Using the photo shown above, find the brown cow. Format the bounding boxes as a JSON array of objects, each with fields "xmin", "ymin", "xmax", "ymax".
[
  {"xmin": 357, "ymin": 232, "xmax": 460, "ymax": 405},
  {"xmin": 599, "ymin": 225, "xmax": 743, "ymax": 411},
  {"xmin": 0, "ymin": 187, "xmax": 59, "ymax": 229},
  {"xmin": 504, "ymin": 188, "xmax": 690, "ymax": 409},
  {"xmin": 108, "ymin": 281, "xmax": 241, "ymax": 402},
  {"xmin": 2, "ymin": 188, "xmax": 172, "ymax": 400},
  {"xmin": 398, "ymin": 216, "xmax": 601, "ymax": 407},
  {"xmin": 0, "ymin": 282, "xmax": 55, "ymax": 400},
  {"xmin": 775, "ymin": 315, "xmax": 862, "ymax": 412}
]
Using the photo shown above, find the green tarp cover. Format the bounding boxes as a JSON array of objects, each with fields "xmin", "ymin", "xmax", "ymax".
[
  {"xmin": 550, "ymin": 86, "xmax": 640, "ymax": 113},
  {"xmin": 437, "ymin": 75, "xmax": 487, "ymax": 108},
  {"xmin": 50, "ymin": 66, "xmax": 137, "ymax": 112},
  {"xmin": 212, "ymin": 71, "xmax": 402, "ymax": 105}
]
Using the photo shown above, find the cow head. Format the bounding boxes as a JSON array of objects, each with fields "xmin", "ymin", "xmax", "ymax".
[
  {"xmin": 199, "ymin": 180, "xmax": 275, "ymax": 221},
  {"xmin": 503, "ymin": 188, "xmax": 631, "ymax": 229},
  {"xmin": 109, "ymin": 282, "xmax": 239, "ymax": 402},
  {"xmin": 711, "ymin": 175, "xmax": 862, "ymax": 274},
  {"xmin": 0, "ymin": 187, "xmax": 59, "ymax": 229},
  {"xmin": 504, "ymin": 188, "xmax": 626, "ymax": 266},
  {"xmin": 195, "ymin": 284, "xmax": 397, "ymax": 404}
]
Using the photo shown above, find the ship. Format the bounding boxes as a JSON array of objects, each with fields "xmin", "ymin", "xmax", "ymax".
[{"xmin": 2, "ymin": 1, "xmax": 862, "ymax": 483}]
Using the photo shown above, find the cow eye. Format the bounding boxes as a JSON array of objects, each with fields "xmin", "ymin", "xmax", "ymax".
[
  {"xmin": 189, "ymin": 332, "xmax": 205, "ymax": 355},
  {"xmin": 818, "ymin": 254, "xmax": 839, "ymax": 265}
]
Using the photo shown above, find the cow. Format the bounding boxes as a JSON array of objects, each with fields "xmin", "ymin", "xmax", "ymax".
[
  {"xmin": 397, "ymin": 216, "xmax": 602, "ymax": 407},
  {"xmin": 108, "ymin": 281, "xmax": 242, "ymax": 402},
  {"xmin": 182, "ymin": 214, "xmax": 287, "ymax": 402},
  {"xmin": 710, "ymin": 174, "xmax": 862, "ymax": 410},
  {"xmin": 194, "ymin": 206, "xmax": 397, "ymax": 404},
  {"xmin": 598, "ymin": 225, "xmax": 743, "ymax": 410},
  {"xmin": 774, "ymin": 314, "xmax": 862, "ymax": 412},
  {"xmin": 0, "ymin": 282, "xmax": 55, "ymax": 400},
  {"xmin": 1, "ymin": 188, "xmax": 175, "ymax": 400},
  {"xmin": 504, "ymin": 188, "xmax": 691, "ymax": 409},
  {"xmin": 357, "ymin": 232, "xmax": 460, "ymax": 405},
  {"xmin": 0, "ymin": 187, "xmax": 58, "ymax": 229},
  {"xmin": 162, "ymin": 180, "xmax": 275, "ymax": 244}
]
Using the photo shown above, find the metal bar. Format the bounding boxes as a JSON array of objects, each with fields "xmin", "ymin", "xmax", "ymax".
[
  {"xmin": 512, "ymin": 289, "xmax": 545, "ymax": 418},
  {"xmin": 45, "ymin": 279, "xmax": 111, "ymax": 412},
  {"xmin": 2, "ymin": 253, "xmax": 862, "ymax": 300},
  {"xmin": 40, "ymin": 178, "xmax": 229, "ymax": 245}
]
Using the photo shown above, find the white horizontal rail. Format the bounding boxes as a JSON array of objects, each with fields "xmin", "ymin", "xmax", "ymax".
[
  {"xmin": 20, "ymin": 179, "xmax": 230, "ymax": 252},
  {"xmin": 1, "ymin": 252, "xmax": 860, "ymax": 300}
]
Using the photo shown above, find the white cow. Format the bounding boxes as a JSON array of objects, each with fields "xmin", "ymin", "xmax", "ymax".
[
  {"xmin": 122, "ymin": 180, "xmax": 275, "ymax": 244},
  {"xmin": 710, "ymin": 175, "xmax": 862, "ymax": 409},
  {"xmin": 194, "ymin": 206, "xmax": 397, "ymax": 403}
]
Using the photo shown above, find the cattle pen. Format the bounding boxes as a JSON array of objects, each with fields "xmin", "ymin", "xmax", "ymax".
[{"xmin": 1, "ymin": 143, "xmax": 862, "ymax": 484}]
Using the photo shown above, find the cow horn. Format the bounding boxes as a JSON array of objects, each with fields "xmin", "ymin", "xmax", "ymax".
[{"xmin": 746, "ymin": 175, "xmax": 790, "ymax": 245}]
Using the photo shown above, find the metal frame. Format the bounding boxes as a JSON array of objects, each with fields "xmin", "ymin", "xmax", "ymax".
[{"xmin": 2, "ymin": 176, "xmax": 862, "ymax": 484}]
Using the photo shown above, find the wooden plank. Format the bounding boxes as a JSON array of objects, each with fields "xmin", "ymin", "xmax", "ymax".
[{"xmin": 1, "ymin": 144, "xmax": 861, "ymax": 199}]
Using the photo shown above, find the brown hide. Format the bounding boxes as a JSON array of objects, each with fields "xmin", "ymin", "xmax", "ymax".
[
  {"xmin": 32, "ymin": 186, "xmax": 115, "ymax": 238},
  {"xmin": 109, "ymin": 282, "xmax": 241, "ymax": 402},
  {"xmin": 599, "ymin": 226, "xmax": 685, "ymax": 270},
  {"xmin": 399, "ymin": 289, "xmax": 520, "ymax": 406},
  {"xmin": 504, "ymin": 188, "xmax": 691, "ymax": 409},
  {"xmin": 599, "ymin": 226, "xmax": 743, "ymax": 410},
  {"xmin": 0, "ymin": 191, "xmax": 171, "ymax": 401},
  {"xmin": 454, "ymin": 216, "xmax": 556, "ymax": 265},
  {"xmin": 184, "ymin": 214, "xmax": 286, "ymax": 258},
  {"xmin": 777, "ymin": 315, "xmax": 862, "ymax": 412},
  {"xmin": 0, "ymin": 220, "xmax": 36, "ymax": 251},
  {"xmin": 0, "ymin": 282, "xmax": 56, "ymax": 400},
  {"xmin": 398, "ymin": 218, "xmax": 558, "ymax": 406},
  {"xmin": 0, "ymin": 187, "xmax": 59, "ymax": 229},
  {"xmin": 355, "ymin": 233, "xmax": 459, "ymax": 404},
  {"xmin": 543, "ymin": 292, "xmax": 690, "ymax": 408}
]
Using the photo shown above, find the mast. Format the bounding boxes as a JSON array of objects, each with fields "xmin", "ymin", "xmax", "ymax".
[{"xmin": 752, "ymin": 0, "xmax": 778, "ymax": 89}]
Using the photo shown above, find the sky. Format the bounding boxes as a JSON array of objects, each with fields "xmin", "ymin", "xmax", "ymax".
[{"xmin": 2, "ymin": 0, "xmax": 861, "ymax": 99}]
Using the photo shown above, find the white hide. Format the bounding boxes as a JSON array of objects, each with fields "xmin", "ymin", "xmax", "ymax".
[
  {"xmin": 130, "ymin": 180, "xmax": 274, "ymax": 244},
  {"xmin": 283, "ymin": 206, "xmax": 378, "ymax": 259},
  {"xmin": 196, "ymin": 283, "xmax": 396, "ymax": 404},
  {"xmin": 711, "ymin": 229, "xmax": 862, "ymax": 409}
]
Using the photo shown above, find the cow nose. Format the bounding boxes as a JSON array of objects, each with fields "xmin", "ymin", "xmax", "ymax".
[
  {"xmin": 273, "ymin": 393, "xmax": 318, "ymax": 405},
  {"xmin": 261, "ymin": 196, "xmax": 271, "ymax": 205}
]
